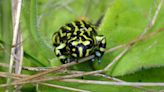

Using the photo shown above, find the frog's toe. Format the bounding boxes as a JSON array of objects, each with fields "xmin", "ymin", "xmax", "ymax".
[
  {"xmin": 95, "ymin": 51, "xmax": 102, "ymax": 58},
  {"xmin": 91, "ymin": 58, "xmax": 95, "ymax": 62},
  {"xmin": 98, "ymin": 58, "xmax": 102, "ymax": 64}
]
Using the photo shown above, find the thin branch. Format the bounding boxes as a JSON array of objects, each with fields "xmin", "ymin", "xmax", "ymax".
[
  {"xmin": 0, "ymin": 70, "xmax": 103, "ymax": 87},
  {"xmin": 106, "ymin": 0, "xmax": 163, "ymax": 53},
  {"xmin": 61, "ymin": 79, "xmax": 164, "ymax": 87},
  {"xmin": 94, "ymin": 74, "xmax": 155, "ymax": 92},
  {"xmin": 104, "ymin": 46, "xmax": 130, "ymax": 71},
  {"xmin": 10, "ymin": 0, "xmax": 22, "ymax": 74},
  {"xmin": 104, "ymin": 0, "xmax": 163, "ymax": 71},
  {"xmin": 11, "ymin": 0, "xmax": 23, "ymax": 91},
  {"xmin": 0, "ymin": 72, "xmax": 90, "ymax": 92},
  {"xmin": 140, "ymin": 0, "xmax": 163, "ymax": 37},
  {"xmin": 63, "ymin": 70, "xmax": 154, "ymax": 91},
  {"xmin": 14, "ymin": 30, "xmax": 23, "ymax": 74},
  {"xmin": 106, "ymin": 44, "xmax": 126, "ymax": 53},
  {"xmin": 0, "ymin": 72, "xmax": 26, "ymax": 79},
  {"xmin": 0, "ymin": 62, "xmax": 50, "ymax": 72},
  {"xmin": 104, "ymin": 28, "xmax": 163, "ymax": 71},
  {"xmin": 0, "ymin": 71, "xmax": 159, "ymax": 92},
  {"xmin": 13, "ymin": 55, "xmax": 95, "ymax": 83},
  {"xmin": 41, "ymin": 83, "xmax": 91, "ymax": 92},
  {"xmin": 0, "ymin": 71, "xmax": 162, "ymax": 92},
  {"xmin": 8, "ymin": 0, "xmax": 22, "ymax": 91}
]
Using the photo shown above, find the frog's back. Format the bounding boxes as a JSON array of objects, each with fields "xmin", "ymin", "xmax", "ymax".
[{"xmin": 52, "ymin": 20, "xmax": 97, "ymax": 46}]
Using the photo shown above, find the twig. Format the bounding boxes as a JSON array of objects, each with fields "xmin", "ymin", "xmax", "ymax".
[
  {"xmin": 104, "ymin": 28, "xmax": 163, "ymax": 71},
  {"xmin": 104, "ymin": 0, "xmax": 163, "ymax": 71},
  {"xmin": 61, "ymin": 79, "xmax": 164, "ymax": 87},
  {"xmin": 10, "ymin": 0, "xmax": 22, "ymax": 74},
  {"xmin": 13, "ymin": 55, "xmax": 95, "ymax": 82},
  {"xmin": 94, "ymin": 74, "xmax": 155, "ymax": 92},
  {"xmin": 0, "ymin": 72, "xmax": 90, "ymax": 92},
  {"xmin": 12, "ymin": 0, "xmax": 23, "ymax": 91},
  {"xmin": 14, "ymin": 31, "xmax": 23, "ymax": 74},
  {"xmin": 0, "ymin": 70, "xmax": 103, "ymax": 87},
  {"xmin": 0, "ymin": 62, "xmax": 49, "ymax": 72},
  {"xmin": 41, "ymin": 83, "xmax": 91, "ymax": 92},
  {"xmin": 8, "ymin": 0, "xmax": 22, "ymax": 91},
  {"xmin": 0, "ymin": 72, "xmax": 26, "ymax": 79},
  {"xmin": 104, "ymin": 46, "xmax": 130, "ymax": 71},
  {"xmin": 51, "ymin": 70, "xmax": 157, "ymax": 92},
  {"xmin": 106, "ymin": 44, "xmax": 126, "ymax": 53},
  {"xmin": 0, "ymin": 71, "xmax": 162, "ymax": 92},
  {"xmin": 0, "ymin": 71, "xmax": 160, "ymax": 92},
  {"xmin": 140, "ymin": 0, "xmax": 163, "ymax": 37}
]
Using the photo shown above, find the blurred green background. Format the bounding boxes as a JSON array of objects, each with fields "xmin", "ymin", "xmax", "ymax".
[{"xmin": 0, "ymin": 0, "xmax": 164, "ymax": 92}]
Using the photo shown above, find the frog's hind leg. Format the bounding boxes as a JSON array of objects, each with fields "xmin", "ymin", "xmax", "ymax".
[{"xmin": 55, "ymin": 43, "xmax": 68, "ymax": 64}]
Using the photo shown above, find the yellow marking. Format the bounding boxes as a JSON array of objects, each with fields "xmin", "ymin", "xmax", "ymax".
[
  {"xmin": 72, "ymin": 48, "xmax": 76, "ymax": 51},
  {"xmin": 52, "ymin": 34, "xmax": 55, "ymax": 42},
  {"xmin": 68, "ymin": 35, "xmax": 76, "ymax": 41},
  {"xmin": 65, "ymin": 26, "xmax": 71, "ymax": 30},
  {"xmin": 78, "ymin": 47, "xmax": 83, "ymax": 57},
  {"xmin": 55, "ymin": 49, "xmax": 60, "ymax": 55},
  {"xmin": 59, "ymin": 55, "xmax": 66, "ymax": 59},
  {"xmin": 72, "ymin": 22, "xmax": 78, "ymax": 32},
  {"xmin": 56, "ymin": 43, "xmax": 66, "ymax": 49},
  {"xmin": 67, "ymin": 33, "xmax": 71, "ymax": 37},
  {"xmin": 59, "ymin": 30, "xmax": 66, "ymax": 37},
  {"xmin": 56, "ymin": 36, "xmax": 60, "ymax": 44},
  {"xmin": 102, "ymin": 39, "xmax": 106, "ymax": 44},
  {"xmin": 72, "ymin": 41, "xmax": 78, "ymax": 46},
  {"xmin": 100, "ymin": 48, "xmax": 105, "ymax": 52},
  {"xmin": 72, "ymin": 53, "xmax": 77, "ymax": 57},
  {"xmin": 83, "ymin": 35, "xmax": 92, "ymax": 40},
  {"xmin": 72, "ymin": 22, "xmax": 79, "ymax": 36},
  {"xmin": 68, "ymin": 37, "xmax": 77, "ymax": 43},
  {"xmin": 87, "ymin": 27, "xmax": 92, "ymax": 35},
  {"xmin": 72, "ymin": 38, "xmax": 90, "ymax": 46},
  {"xmin": 83, "ymin": 41, "xmax": 90, "ymax": 46},
  {"xmin": 93, "ymin": 36, "xmax": 96, "ymax": 45},
  {"xmin": 96, "ymin": 36, "xmax": 104, "ymax": 41},
  {"xmin": 79, "ymin": 20, "xmax": 85, "ymax": 27},
  {"xmin": 79, "ymin": 28, "xmax": 85, "ymax": 35},
  {"xmin": 52, "ymin": 33, "xmax": 58, "ymax": 43},
  {"xmin": 85, "ymin": 49, "xmax": 91, "ymax": 56}
]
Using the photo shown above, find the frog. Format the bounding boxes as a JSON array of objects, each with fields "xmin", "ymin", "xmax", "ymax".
[{"xmin": 52, "ymin": 20, "xmax": 106, "ymax": 64}]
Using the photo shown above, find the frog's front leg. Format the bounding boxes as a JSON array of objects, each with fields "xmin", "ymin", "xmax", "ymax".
[
  {"xmin": 95, "ymin": 35, "xmax": 106, "ymax": 63},
  {"xmin": 55, "ymin": 43, "xmax": 70, "ymax": 64}
]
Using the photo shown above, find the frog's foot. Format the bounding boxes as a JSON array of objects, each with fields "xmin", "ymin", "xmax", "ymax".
[{"xmin": 94, "ymin": 50, "xmax": 103, "ymax": 64}]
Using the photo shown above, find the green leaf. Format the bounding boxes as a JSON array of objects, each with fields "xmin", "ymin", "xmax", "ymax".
[
  {"xmin": 110, "ymin": 32, "xmax": 164, "ymax": 76},
  {"xmin": 98, "ymin": 0, "xmax": 164, "ymax": 76}
]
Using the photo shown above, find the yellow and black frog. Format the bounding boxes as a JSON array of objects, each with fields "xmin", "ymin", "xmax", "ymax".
[{"xmin": 52, "ymin": 19, "xmax": 106, "ymax": 64}]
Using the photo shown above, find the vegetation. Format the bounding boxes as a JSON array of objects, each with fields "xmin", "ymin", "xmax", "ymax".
[{"xmin": 0, "ymin": 0, "xmax": 164, "ymax": 92}]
